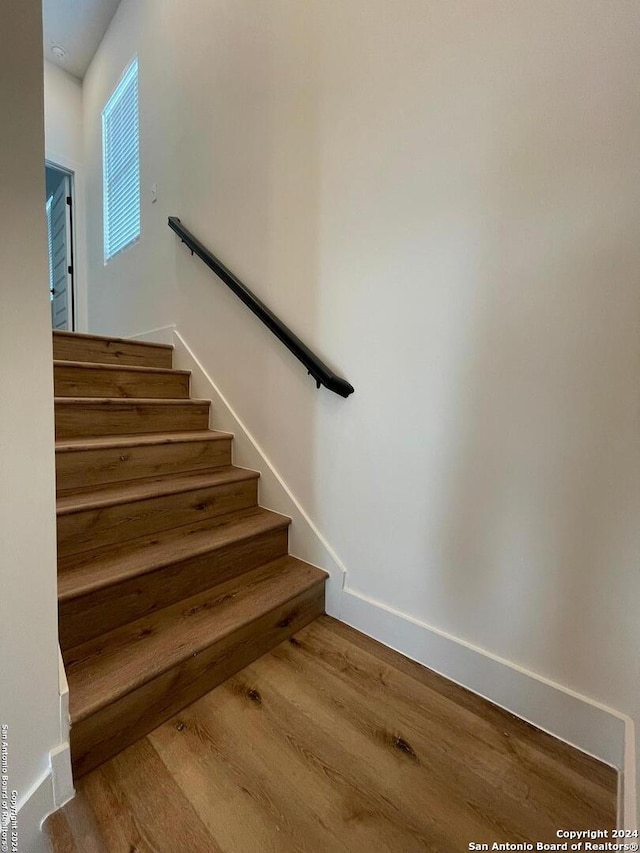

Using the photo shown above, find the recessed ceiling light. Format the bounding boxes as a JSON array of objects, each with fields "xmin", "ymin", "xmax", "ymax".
[{"xmin": 51, "ymin": 45, "xmax": 67, "ymax": 60}]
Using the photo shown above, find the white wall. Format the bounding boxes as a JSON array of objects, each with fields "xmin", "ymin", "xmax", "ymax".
[
  {"xmin": 83, "ymin": 0, "xmax": 640, "ymax": 810},
  {"xmin": 44, "ymin": 60, "xmax": 83, "ymax": 166},
  {"xmin": 0, "ymin": 1, "xmax": 66, "ymax": 848},
  {"xmin": 44, "ymin": 59, "xmax": 88, "ymax": 331}
]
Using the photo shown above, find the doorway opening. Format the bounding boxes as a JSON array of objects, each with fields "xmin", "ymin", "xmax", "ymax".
[{"xmin": 45, "ymin": 162, "xmax": 75, "ymax": 331}]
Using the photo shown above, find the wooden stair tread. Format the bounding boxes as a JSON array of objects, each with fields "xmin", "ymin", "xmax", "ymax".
[
  {"xmin": 53, "ymin": 330, "xmax": 173, "ymax": 350},
  {"xmin": 65, "ymin": 557, "xmax": 327, "ymax": 723},
  {"xmin": 56, "ymin": 430, "xmax": 232, "ymax": 452},
  {"xmin": 57, "ymin": 466, "xmax": 259, "ymax": 514},
  {"xmin": 57, "ymin": 507, "xmax": 291, "ymax": 600},
  {"xmin": 55, "ymin": 430, "xmax": 234, "ymax": 493},
  {"xmin": 55, "ymin": 396, "xmax": 209, "ymax": 405},
  {"xmin": 53, "ymin": 360, "xmax": 189, "ymax": 377}
]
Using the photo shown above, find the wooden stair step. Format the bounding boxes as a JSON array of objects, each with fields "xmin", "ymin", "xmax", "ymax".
[
  {"xmin": 65, "ymin": 557, "xmax": 324, "ymax": 719},
  {"xmin": 65, "ymin": 557, "xmax": 327, "ymax": 776},
  {"xmin": 55, "ymin": 397, "xmax": 210, "ymax": 438},
  {"xmin": 53, "ymin": 330, "xmax": 173, "ymax": 369},
  {"xmin": 55, "ymin": 430, "xmax": 233, "ymax": 491},
  {"xmin": 57, "ymin": 467, "xmax": 260, "ymax": 558},
  {"xmin": 58, "ymin": 506, "xmax": 289, "ymax": 597},
  {"xmin": 54, "ymin": 360, "xmax": 190, "ymax": 399},
  {"xmin": 52, "ymin": 331, "xmax": 328, "ymax": 780},
  {"xmin": 57, "ymin": 507, "xmax": 291, "ymax": 648}
]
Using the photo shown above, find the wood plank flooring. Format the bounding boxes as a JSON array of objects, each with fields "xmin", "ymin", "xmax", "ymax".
[{"xmin": 46, "ymin": 617, "xmax": 617, "ymax": 852}]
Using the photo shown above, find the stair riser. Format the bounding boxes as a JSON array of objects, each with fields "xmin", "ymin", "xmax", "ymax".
[
  {"xmin": 59, "ymin": 527, "xmax": 290, "ymax": 649},
  {"xmin": 54, "ymin": 365, "xmax": 189, "ymax": 399},
  {"xmin": 70, "ymin": 583, "xmax": 325, "ymax": 777},
  {"xmin": 57, "ymin": 479, "xmax": 258, "ymax": 558},
  {"xmin": 56, "ymin": 439, "xmax": 232, "ymax": 492},
  {"xmin": 53, "ymin": 335, "xmax": 173, "ymax": 369},
  {"xmin": 55, "ymin": 401, "xmax": 210, "ymax": 438}
]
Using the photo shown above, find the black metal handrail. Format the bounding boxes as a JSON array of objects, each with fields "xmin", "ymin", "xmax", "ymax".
[{"xmin": 168, "ymin": 217, "xmax": 354, "ymax": 398}]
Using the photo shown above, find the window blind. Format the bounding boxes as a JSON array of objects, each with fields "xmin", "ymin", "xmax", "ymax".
[{"xmin": 102, "ymin": 57, "xmax": 140, "ymax": 261}]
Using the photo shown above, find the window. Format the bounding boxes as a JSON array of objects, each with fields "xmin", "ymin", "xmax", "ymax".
[{"xmin": 102, "ymin": 57, "xmax": 140, "ymax": 261}]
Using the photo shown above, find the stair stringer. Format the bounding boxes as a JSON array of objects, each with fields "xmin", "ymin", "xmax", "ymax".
[{"xmin": 164, "ymin": 328, "xmax": 347, "ymax": 618}]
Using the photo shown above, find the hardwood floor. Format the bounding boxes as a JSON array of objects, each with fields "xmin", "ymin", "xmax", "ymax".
[{"xmin": 46, "ymin": 617, "xmax": 617, "ymax": 852}]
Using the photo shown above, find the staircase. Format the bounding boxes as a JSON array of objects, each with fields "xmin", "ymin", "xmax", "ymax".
[{"xmin": 53, "ymin": 330, "xmax": 327, "ymax": 777}]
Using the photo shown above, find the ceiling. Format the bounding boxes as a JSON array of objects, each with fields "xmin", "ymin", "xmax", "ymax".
[{"xmin": 43, "ymin": 0, "xmax": 122, "ymax": 79}]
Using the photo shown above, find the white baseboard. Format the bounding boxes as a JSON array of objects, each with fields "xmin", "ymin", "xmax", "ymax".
[
  {"xmin": 16, "ymin": 771, "xmax": 54, "ymax": 853},
  {"xmin": 54, "ymin": 649, "xmax": 73, "ymax": 809},
  {"xmin": 49, "ymin": 743, "xmax": 73, "ymax": 812},
  {"xmin": 58, "ymin": 649, "xmax": 69, "ymax": 745},
  {"xmin": 127, "ymin": 324, "xmax": 176, "ymax": 346},
  {"xmin": 130, "ymin": 324, "xmax": 637, "ymax": 830},
  {"xmin": 15, "ymin": 740, "xmax": 74, "ymax": 853},
  {"xmin": 621, "ymin": 721, "xmax": 638, "ymax": 830}
]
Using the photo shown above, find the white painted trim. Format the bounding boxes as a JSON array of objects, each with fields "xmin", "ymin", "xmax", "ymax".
[
  {"xmin": 13, "ymin": 655, "xmax": 75, "ymax": 850},
  {"xmin": 127, "ymin": 323, "xmax": 176, "ymax": 346},
  {"xmin": 58, "ymin": 648, "xmax": 69, "ymax": 744},
  {"xmin": 49, "ymin": 743, "xmax": 74, "ymax": 811},
  {"xmin": 45, "ymin": 152, "xmax": 88, "ymax": 333},
  {"xmin": 169, "ymin": 329, "xmax": 347, "ymax": 615},
  {"xmin": 54, "ymin": 648, "xmax": 74, "ymax": 809},
  {"xmin": 621, "ymin": 718, "xmax": 638, "ymax": 830},
  {"xmin": 15, "ymin": 769, "xmax": 54, "ymax": 853},
  {"xmin": 13, "ymin": 742, "xmax": 74, "ymax": 853},
  {"xmin": 128, "ymin": 324, "xmax": 637, "ymax": 830}
]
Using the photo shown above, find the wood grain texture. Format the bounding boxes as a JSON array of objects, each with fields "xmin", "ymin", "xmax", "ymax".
[
  {"xmin": 326, "ymin": 617, "xmax": 618, "ymax": 796},
  {"xmin": 57, "ymin": 507, "xmax": 290, "ymax": 595},
  {"xmin": 55, "ymin": 430, "xmax": 233, "ymax": 491},
  {"xmin": 47, "ymin": 617, "xmax": 617, "ymax": 852},
  {"xmin": 54, "ymin": 360, "xmax": 190, "ymax": 399},
  {"xmin": 53, "ymin": 330, "xmax": 173, "ymax": 368},
  {"xmin": 68, "ymin": 568, "xmax": 325, "ymax": 776},
  {"xmin": 52, "ymin": 331, "xmax": 329, "ymax": 785},
  {"xmin": 266, "ymin": 620, "xmax": 615, "ymax": 837},
  {"xmin": 59, "ymin": 512, "xmax": 290, "ymax": 648},
  {"xmin": 56, "ymin": 467, "xmax": 259, "ymax": 557},
  {"xmin": 65, "ymin": 557, "xmax": 326, "ymax": 722},
  {"xmin": 55, "ymin": 397, "xmax": 211, "ymax": 438}
]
